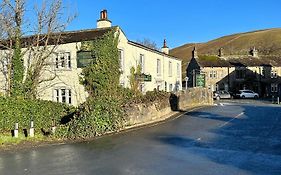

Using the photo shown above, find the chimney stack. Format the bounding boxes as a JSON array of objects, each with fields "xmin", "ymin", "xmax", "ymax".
[
  {"xmin": 97, "ymin": 10, "xmax": 112, "ymax": 28},
  {"xmin": 161, "ymin": 39, "xmax": 169, "ymax": 54},
  {"xmin": 250, "ymin": 47, "xmax": 258, "ymax": 57},
  {"xmin": 218, "ymin": 47, "xmax": 224, "ymax": 57},
  {"xmin": 192, "ymin": 46, "xmax": 198, "ymax": 58}
]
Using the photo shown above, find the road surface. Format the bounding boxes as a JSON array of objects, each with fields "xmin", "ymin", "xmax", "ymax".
[{"xmin": 1, "ymin": 100, "xmax": 281, "ymax": 175}]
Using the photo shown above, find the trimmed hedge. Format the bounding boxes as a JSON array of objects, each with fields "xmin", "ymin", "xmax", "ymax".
[{"xmin": 0, "ymin": 97, "xmax": 75, "ymax": 133}]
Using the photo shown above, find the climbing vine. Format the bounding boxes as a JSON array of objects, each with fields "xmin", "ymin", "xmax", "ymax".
[
  {"xmin": 11, "ymin": 19, "xmax": 24, "ymax": 97},
  {"xmin": 65, "ymin": 30, "xmax": 125, "ymax": 138},
  {"xmin": 129, "ymin": 65, "xmax": 142, "ymax": 96}
]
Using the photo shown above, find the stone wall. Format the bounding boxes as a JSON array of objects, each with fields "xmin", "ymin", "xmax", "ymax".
[
  {"xmin": 177, "ymin": 87, "xmax": 213, "ymax": 110},
  {"xmin": 124, "ymin": 87, "xmax": 213, "ymax": 128}
]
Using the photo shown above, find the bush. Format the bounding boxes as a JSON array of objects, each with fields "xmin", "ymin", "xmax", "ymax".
[{"xmin": 0, "ymin": 96, "xmax": 75, "ymax": 133}]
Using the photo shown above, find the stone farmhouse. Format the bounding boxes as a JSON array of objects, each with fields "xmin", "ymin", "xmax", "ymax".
[
  {"xmin": 0, "ymin": 10, "xmax": 182, "ymax": 106},
  {"xmin": 187, "ymin": 47, "xmax": 281, "ymax": 97}
]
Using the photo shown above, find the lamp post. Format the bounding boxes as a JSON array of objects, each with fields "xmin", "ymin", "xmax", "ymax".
[{"xmin": 185, "ymin": 77, "xmax": 189, "ymax": 90}]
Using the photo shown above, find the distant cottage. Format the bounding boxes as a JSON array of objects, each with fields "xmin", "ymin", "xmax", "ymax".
[
  {"xmin": 0, "ymin": 10, "xmax": 182, "ymax": 106},
  {"xmin": 187, "ymin": 47, "xmax": 281, "ymax": 97}
]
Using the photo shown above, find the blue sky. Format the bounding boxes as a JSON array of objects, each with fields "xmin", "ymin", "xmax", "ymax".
[{"xmin": 65, "ymin": 0, "xmax": 281, "ymax": 49}]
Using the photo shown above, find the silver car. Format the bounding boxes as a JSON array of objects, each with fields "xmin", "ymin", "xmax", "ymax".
[
  {"xmin": 213, "ymin": 90, "xmax": 232, "ymax": 100},
  {"xmin": 236, "ymin": 90, "xmax": 259, "ymax": 99}
]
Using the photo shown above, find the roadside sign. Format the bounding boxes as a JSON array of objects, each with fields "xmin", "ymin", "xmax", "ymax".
[{"xmin": 196, "ymin": 74, "xmax": 205, "ymax": 87}]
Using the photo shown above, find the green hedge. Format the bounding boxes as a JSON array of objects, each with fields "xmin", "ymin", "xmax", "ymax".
[{"xmin": 0, "ymin": 97, "xmax": 75, "ymax": 133}]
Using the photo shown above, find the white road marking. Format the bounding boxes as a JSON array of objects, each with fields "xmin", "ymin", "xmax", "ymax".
[{"xmin": 219, "ymin": 112, "xmax": 244, "ymax": 128}]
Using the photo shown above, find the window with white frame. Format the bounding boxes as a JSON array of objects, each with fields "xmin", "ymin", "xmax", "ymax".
[
  {"xmin": 54, "ymin": 88, "xmax": 72, "ymax": 104},
  {"xmin": 271, "ymin": 70, "xmax": 277, "ymax": 78},
  {"xmin": 140, "ymin": 54, "xmax": 145, "ymax": 73},
  {"xmin": 118, "ymin": 49, "xmax": 124, "ymax": 72},
  {"xmin": 209, "ymin": 71, "xmax": 212, "ymax": 78},
  {"xmin": 157, "ymin": 59, "xmax": 161, "ymax": 76},
  {"xmin": 213, "ymin": 71, "xmax": 217, "ymax": 78},
  {"xmin": 271, "ymin": 83, "xmax": 278, "ymax": 92},
  {"xmin": 168, "ymin": 61, "xmax": 172, "ymax": 77},
  {"xmin": 209, "ymin": 70, "xmax": 217, "ymax": 79},
  {"xmin": 55, "ymin": 52, "xmax": 71, "ymax": 69},
  {"xmin": 177, "ymin": 63, "xmax": 180, "ymax": 78}
]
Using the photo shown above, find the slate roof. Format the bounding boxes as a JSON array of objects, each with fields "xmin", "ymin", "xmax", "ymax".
[
  {"xmin": 0, "ymin": 27, "xmax": 116, "ymax": 49},
  {"xmin": 196, "ymin": 55, "xmax": 281, "ymax": 67},
  {"xmin": 128, "ymin": 40, "xmax": 180, "ymax": 60},
  {"xmin": 0, "ymin": 26, "xmax": 180, "ymax": 60}
]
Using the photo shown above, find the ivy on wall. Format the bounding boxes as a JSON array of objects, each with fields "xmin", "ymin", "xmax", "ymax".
[
  {"xmin": 11, "ymin": 31, "xmax": 24, "ymax": 97},
  {"xmin": 63, "ymin": 30, "xmax": 126, "ymax": 139}
]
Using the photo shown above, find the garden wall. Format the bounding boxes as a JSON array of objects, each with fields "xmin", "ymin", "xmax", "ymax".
[{"xmin": 125, "ymin": 88, "xmax": 213, "ymax": 128}]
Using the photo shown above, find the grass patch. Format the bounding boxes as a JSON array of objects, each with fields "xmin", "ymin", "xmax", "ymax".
[{"xmin": 0, "ymin": 132, "xmax": 49, "ymax": 146}]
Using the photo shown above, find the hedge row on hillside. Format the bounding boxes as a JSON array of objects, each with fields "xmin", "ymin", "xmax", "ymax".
[{"xmin": 0, "ymin": 97, "xmax": 75, "ymax": 133}]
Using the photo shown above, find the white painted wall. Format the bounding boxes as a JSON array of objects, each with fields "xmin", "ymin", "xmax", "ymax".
[
  {"xmin": 118, "ymin": 29, "xmax": 182, "ymax": 93},
  {"xmin": 0, "ymin": 28, "xmax": 182, "ymax": 106}
]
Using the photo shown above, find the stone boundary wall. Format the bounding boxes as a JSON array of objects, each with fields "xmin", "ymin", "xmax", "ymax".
[
  {"xmin": 125, "ymin": 88, "xmax": 213, "ymax": 128},
  {"xmin": 177, "ymin": 87, "xmax": 213, "ymax": 110}
]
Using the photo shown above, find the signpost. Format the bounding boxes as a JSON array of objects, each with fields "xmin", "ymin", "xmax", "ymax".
[
  {"xmin": 196, "ymin": 74, "xmax": 205, "ymax": 87},
  {"xmin": 136, "ymin": 74, "xmax": 152, "ymax": 82}
]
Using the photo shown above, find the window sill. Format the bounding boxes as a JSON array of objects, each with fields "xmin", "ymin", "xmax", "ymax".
[{"xmin": 55, "ymin": 68, "xmax": 73, "ymax": 71}]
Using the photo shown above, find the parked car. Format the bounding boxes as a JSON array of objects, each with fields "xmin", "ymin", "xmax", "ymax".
[
  {"xmin": 213, "ymin": 90, "xmax": 232, "ymax": 100},
  {"xmin": 235, "ymin": 90, "xmax": 259, "ymax": 99}
]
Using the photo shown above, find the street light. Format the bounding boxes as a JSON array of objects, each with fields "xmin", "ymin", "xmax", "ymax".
[{"xmin": 185, "ymin": 77, "xmax": 189, "ymax": 90}]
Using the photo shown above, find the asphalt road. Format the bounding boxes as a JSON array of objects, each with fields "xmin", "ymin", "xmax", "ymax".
[{"xmin": 1, "ymin": 100, "xmax": 281, "ymax": 175}]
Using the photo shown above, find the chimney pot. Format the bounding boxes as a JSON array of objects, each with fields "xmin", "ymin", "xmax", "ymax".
[
  {"xmin": 100, "ymin": 10, "xmax": 108, "ymax": 20},
  {"xmin": 161, "ymin": 39, "xmax": 169, "ymax": 54},
  {"xmin": 97, "ymin": 9, "xmax": 112, "ymax": 28}
]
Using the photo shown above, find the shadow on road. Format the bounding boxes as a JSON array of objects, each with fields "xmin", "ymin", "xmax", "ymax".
[{"xmin": 156, "ymin": 104, "xmax": 281, "ymax": 174}]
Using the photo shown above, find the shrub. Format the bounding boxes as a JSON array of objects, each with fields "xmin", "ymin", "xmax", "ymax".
[{"xmin": 0, "ymin": 96, "xmax": 75, "ymax": 133}]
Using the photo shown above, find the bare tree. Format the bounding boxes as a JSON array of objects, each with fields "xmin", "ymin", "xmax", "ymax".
[
  {"xmin": 137, "ymin": 38, "xmax": 159, "ymax": 50},
  {"xmin": 0, "ymin": 0, "xmax": 75, "ymax": 98}
]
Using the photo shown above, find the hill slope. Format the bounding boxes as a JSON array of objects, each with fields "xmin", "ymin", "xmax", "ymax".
[{"xmin": 170, "ymin": 28, "xmax": 281, "ymax": 74}]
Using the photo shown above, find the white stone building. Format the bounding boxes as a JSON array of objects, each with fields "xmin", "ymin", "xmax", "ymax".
[{"xmin": 0, "ymin": 10, "xmax": 182, "ymax": 106}]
